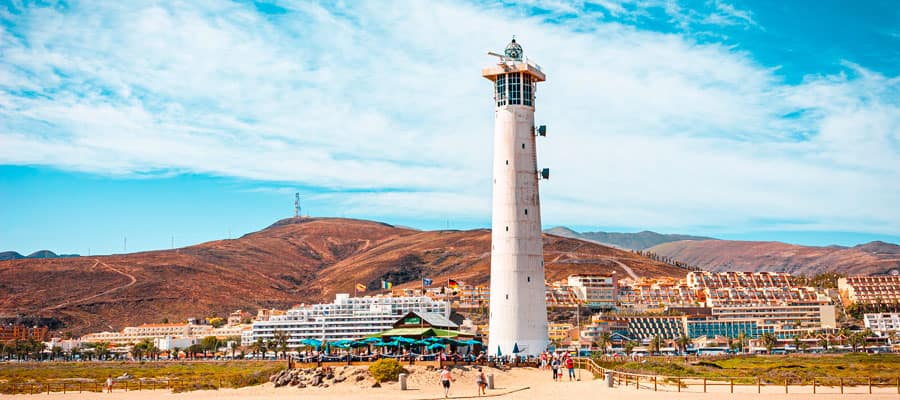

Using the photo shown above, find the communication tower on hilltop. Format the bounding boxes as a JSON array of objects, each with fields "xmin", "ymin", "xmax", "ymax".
[
  {"xmin": 294, "ymin": 192, "xmax": 301, "ymax": 218},
  {"xmin": 483, "ymin": 38, "xmax": 550, "ymax": 357}
]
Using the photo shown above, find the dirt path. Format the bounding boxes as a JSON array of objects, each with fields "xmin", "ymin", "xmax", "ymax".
[{"xmin": 40, "ymin": 259, "xmax": 137, "ymax": 312}]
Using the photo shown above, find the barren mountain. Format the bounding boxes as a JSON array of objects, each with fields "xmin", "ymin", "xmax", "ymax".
[
  {"xmin": 648, "ymin": 239, "xmax": 900, "ymax": 275},
  {"xmin": 545, "ymin": 227, "xmax": 714, "ymax": 250},
  {"xmin": 0, "ymin": 217, "xmax": 686, "ymax": 335}
]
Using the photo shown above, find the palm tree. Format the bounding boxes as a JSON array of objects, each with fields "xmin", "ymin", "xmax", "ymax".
[
  {"xmin": 624, "ymin": 340, "xmax": 636, "ymax": 356},
  {"xmin": 677, "ymin": 334, "xmax": 692, "ymax": 355},
  {"xmin": 760, "ymin": 332, "xmax": 777, "ymax": 354},
  {"xmin": 818, "ymin": 335, "xmax": 829, "ymax": 352},
  {"xmin": 230, "ymin": 341, "xmax": 240, "ymax": 359},
  {"xmin": 736, "ymin": 332, "xmax": 747, "ymax": 354},
  {"xmin": 274, "ymin": 330, "xmax": 290, "ymax": 360},
  {"xmin": 648, "ymin": 335, "xmax": 662, "ymax": 355},
  {"xmin": 266, "ymin": 339, "xmax": 277, "ymax": 359},
  {"xmin": 250, "ymin": 338, "xmax": 262, "ymax": 359},
  {"xmin": 792, "ymin": 335, "xmax": 802, "ymax": 353},
  {"xmin": 596, "ymin": 332, "xmax": 612, "ymax": 354}
]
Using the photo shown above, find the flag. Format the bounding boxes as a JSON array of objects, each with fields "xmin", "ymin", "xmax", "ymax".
[
  {"xmin": 355, "ymin": 283, "xmax": 366, "ymax": 292},
  {"xmin": 382, "ymin": 280, "xmax": 392, "ymax": 290},
  {"xmin": 448, "ymin": 279, "xmax": 459, "ymax": 289},
  {"xmin": 422, "ymin": 278, "xmax": 433, "ymax": 286}
]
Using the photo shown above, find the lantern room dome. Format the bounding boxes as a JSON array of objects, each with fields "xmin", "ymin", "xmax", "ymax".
[{"xmin": 504, "ymin": 38, "xmax": 523, "ymax": 60}]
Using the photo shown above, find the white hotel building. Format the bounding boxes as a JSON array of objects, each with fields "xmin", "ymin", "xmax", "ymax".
[{"xmin": 250, "ymin": 294, "xmax": 450, "ymax": 346}]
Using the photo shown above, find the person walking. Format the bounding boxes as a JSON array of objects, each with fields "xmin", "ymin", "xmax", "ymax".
[
  {"xmin": 439, "ymin": 366, "xmax": 455, "ymax": 398},
  {"xmin": 105, "ymin": 375, "xmax": 114, "ymax": 393},
  {"xmin": 476, "ymin": 367, "xmax": 487, "ymax": 396},
  {"xmin": 550, "ymin": 356, "xmax": 560, "ymax": 381},
  {"xmin": 565, "ymin": 355, "xmax": 576, "ymax": 381}
]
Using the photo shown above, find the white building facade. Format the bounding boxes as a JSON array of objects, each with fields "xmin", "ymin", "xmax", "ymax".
[
  {"xmin": 863, "ymin": 313, "xmax": 900, "ymax": 335},
  {"xmin": 250, "ymin": 294, "xmax": 449, "ymax": 345},
  {"xmin": 484, "ymin": 38, "xmax": 549, "ymax": 356}
]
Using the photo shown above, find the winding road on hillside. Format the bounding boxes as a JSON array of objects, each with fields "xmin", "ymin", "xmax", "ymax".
[{"xmin": 39, "ymin": 259, "xmax": 137, "ymax": 312}]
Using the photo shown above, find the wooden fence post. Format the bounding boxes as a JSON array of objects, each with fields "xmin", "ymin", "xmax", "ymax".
[
  {"xmin": 840, "ymin": 378, "xmax": 843, "ymax": 394},
  {"xmin": 654, "ymin": 376, "xmax": 657, "ymax": 391},
  {"xmin": 785, "ymin": 378, "xmax": 788, "ymax": 394},
  {"xmin": 677, "ymin": 377, "xmax": 681, "ymax": 392},
  {"xmin": 757, "ymin": 377, "xmax": 761, "ymax": 394},
  {"xmin": 703, "ymin": 378, "xmax": 707, "ymax": 393},
  {"xmin": 730, "ymin": 379, "xmax": 734, "ymax": 393},
  {"xmin": 869, "ymin": 377, "xmax": 872, "ymax": 394},
  {"xmin": 813, "ymin": 378, "xmax": 816, "ymax": 394}
]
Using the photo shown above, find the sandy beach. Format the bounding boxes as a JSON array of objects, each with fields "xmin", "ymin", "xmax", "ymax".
[{"xmin": 2, "ymin": 367, "xmax": 898, "ymax": 400}]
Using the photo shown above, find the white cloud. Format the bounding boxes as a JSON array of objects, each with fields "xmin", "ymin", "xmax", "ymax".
[{"xmin": 0, "ymin": 0, "xmax": 897, "ymax": 236}]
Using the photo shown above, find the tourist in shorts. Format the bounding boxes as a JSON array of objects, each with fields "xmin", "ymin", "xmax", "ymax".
[
  {"xmin": 439, "ymin": 366, "xmax": 455, "ymax": 398},
  {"xmin": 105, "ymin": 375, "xmax": 114, "ymax": 393},
  {"xmin": 565, "ymin": 356, "xmax": 576, "ymax": 381},
  {"xmin": 550, "ymin": 356, "xmax": 560, "ymax": 381},
  {"xmin": 476, "ymin": 367, "xmax": 487, "ymax": 396}
]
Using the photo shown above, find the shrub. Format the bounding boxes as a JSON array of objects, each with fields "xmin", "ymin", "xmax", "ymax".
[{"xmin": 368, "ymin": 358, "xmax": 404, "ymax": 383}]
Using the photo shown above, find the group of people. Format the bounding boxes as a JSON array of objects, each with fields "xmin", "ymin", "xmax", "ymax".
[
  {"xmin": 438, "ymin": 365, "xmax": 488, "ymax": 398},
  {"xmin": 539, "ymin": 351, "xmax": 576, "ymax": 381}
]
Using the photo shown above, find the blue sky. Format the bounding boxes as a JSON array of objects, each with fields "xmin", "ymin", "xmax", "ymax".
[{"xmin": 1, "ymin": 0, "xmax": 898, "ymax": 255}]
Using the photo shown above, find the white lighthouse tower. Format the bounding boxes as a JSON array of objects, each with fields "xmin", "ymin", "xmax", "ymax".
[{"xmin": 483, "ymin": 38, "xmax": 549, "ymax": 357}]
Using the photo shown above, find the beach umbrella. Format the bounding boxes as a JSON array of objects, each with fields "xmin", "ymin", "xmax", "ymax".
[
  {"xmin": 394, "ymin": 337, "xmax": 416, "ymax": 344},
  {"xmin": 512, "ymin": 343, "xmax": 520, "ymax": 354},
  {"xmin": 497, "ymin": 346, "xmax": 502, "ymax": 357},
  {"xmin": 427, "ymin": 343, "xmax": 446, "ymax": 350},
  {"xmin": 413, "ymin": 340, "xmax": 430, "ymax": 346},
  {"xmin": 360, "ymin": 337, "xmax": 382, "ymax": 343}
]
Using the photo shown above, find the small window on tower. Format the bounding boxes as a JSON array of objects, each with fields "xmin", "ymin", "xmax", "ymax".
[
  {"xmin": 524, "ymin": 209, "xmax": 528, "ymax": 215},
  {"xmin": 505, "ymin": 160, "xmax": 508, "ymax": 165},
  {"xmin": 505, "ymin": 226, "xmax": 509, "ymax": 231},
  {"xmin": 522, "ymin": 143, "xmax": 525, "ymax": 149},
  {"xmin": 506, "ymin": 294, "xmax": 509, "ymax": 300},
  {"xmin": 527, "ymin": 276, "xmax": 531, "ymax": 282}
]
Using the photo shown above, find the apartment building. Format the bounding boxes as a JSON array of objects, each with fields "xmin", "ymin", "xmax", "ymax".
[
  {"xmin": 838, "ymin": 275, "xmax": 900, "ymax": 306},
  {"xmin": 863, "ymin": 313, "xmax": 900, "ymax": 335},
  {"xmin": 567, "ymin": 275, "xmax": 617, "ymax": 309},
  {"xmin": 81, "ymin": 323, "xmax": 215, "ymax": 345},
  {"xmin": 251, "ymin": 294, "xmax": 450, "ymax": 345}
]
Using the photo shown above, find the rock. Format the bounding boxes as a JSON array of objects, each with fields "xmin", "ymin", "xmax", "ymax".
[
  {"xmin": 311, "ymin": 376, "xmax": 322, "ymax": 386},
  {"xmin": 325, "ymin": 373, "xmax": 334, "ymax": 380},
  {"xmin": 297, "ymin": 383, "xmax": 307, "ymax": 389},
  {"xmin": 355, "ymin": 375, "xmax": 365, "ymax": 382},
  {"xmin": 333, "ymin": 376, "xmax": 346, "ymax": 383},
  {"xmin": 371, "ymin": 382, "xmax": 381, "ymax": 388},
  {"xmin": 322, "ymin": 384, "xmax": 330, "ymax": 388}
]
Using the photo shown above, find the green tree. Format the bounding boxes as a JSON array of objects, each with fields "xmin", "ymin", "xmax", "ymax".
[
  {"xmin": 648, "ymin": 335, "xmax": 662, "ymax": 355},
  {"xmin": 207, "ymin": 317, "xmax": 226, "ymax": 328},
  {"xmin": 596, "ymin": 331, "xmax": 612, "ymax": 354},
  {"xmin": 818, "ymin": 335, "xmax": 829, "ymax": 352},
  {"xmin": 760, "ymin": 332, "xmax": 777, "ymax": 354},
  {"xmin": 624, "ymin": 340, "xmax": 636, "ymax": 356},
  {"xmin": 201, "ymin": 336, "xmax": 220, "ymax": 356},
  {"xmin": 274, "ymin": 330, "xmax": 290, "ymax": 359},
  {"xmin": 792, "ymin": 335, "xmax": 802, "ymax": 353}
]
